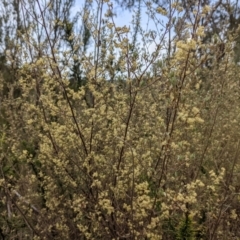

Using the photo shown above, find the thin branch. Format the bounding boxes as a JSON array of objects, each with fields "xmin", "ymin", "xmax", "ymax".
[
  {"xmin": 12, "ymin": 190, "xmax": 40, "ymax": 215},
  {"xmin": 35, "ymin": 0, "xmax": 89, "ymax": 156}
]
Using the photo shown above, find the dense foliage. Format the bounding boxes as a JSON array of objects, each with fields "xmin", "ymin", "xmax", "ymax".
[{"xmin": 0, "ymin": 0, "xmax": 240, "ymax": 239}]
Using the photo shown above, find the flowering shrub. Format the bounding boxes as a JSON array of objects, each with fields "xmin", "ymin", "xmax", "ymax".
[{"xmin": 0, "ymin": 0, "xmax": 240, "ymax": 239}]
